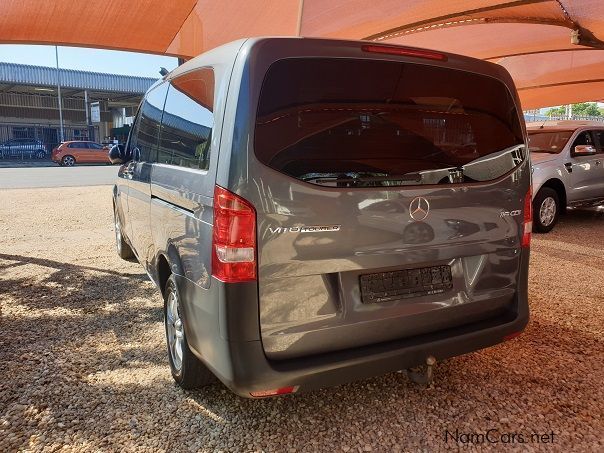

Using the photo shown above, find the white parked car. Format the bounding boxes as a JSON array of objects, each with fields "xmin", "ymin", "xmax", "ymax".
[{"xmin": 527, "ymin": 120, "xmax": 604, "ymax": 232}]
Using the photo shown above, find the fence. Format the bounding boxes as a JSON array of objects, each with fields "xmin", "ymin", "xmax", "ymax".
[
  {"xmin": 545, "ymin": 115, "xmax": 604, "ymax": 122},
  {"xmin": 0, "ymin": 123, "xmax": 99, "ymax": 159},
  {"xmin": 524, "ymin": 113, "xmax": 604, "ymax": 123}
]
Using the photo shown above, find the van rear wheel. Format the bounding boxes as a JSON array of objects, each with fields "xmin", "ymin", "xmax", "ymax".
[
  {"xmin": 163, "ymin": 275, "xmax": 215, "ymax": 389},
  {"xmin": 533, "ymin": 187, "xmax": 560, "ymax": 233}
]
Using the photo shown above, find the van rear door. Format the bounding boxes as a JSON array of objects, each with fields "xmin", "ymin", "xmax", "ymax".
[{"xmin": 244, "ymin": 49, "xmax": 529, "ymax": 360}]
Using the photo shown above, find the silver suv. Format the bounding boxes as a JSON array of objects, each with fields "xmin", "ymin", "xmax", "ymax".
[
  {"xmin": 110, "ymin": 37, "xmax": 530, "ymax": 398},
  {"xmin": 528, "ymin": 121, "xmax": 604, "ymax": 232},
  {"xmin": 0, "ymin": 138, "xmax": 47, "ymax": 159}
]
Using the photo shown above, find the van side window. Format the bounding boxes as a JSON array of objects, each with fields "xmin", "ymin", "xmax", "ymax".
[
  {"xmin": 157, "ymin": 68, "xmax": 214, "ymax": 170},
  {"xmin": 129, "ymin": 83, "xmax": 168, "ymax": 161}
]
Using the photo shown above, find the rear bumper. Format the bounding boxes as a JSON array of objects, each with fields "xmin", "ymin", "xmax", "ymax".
[
  {"xmin": 176, "ymin": 250, "xmax": 529, "ymax": 398},
  {"xmin": 219, "ymin": 308, "xmax": 526, "ymax": 398}
]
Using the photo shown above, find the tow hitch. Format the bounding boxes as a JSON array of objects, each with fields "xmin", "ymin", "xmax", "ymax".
[{"xmin": 404, "ymin": 356, "xmax": 437, "ymax": 387}]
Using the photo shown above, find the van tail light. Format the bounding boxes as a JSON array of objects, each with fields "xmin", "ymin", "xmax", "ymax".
[
  {"xmin": 522, "ymin": 187, "xmax": 532, "ymax": 248},
  {"xmin": 212, "ymin": 185, "xmax": 257, "ymax": 283},
  {"xmin": 503, "ymin": 331, "xmax": 523, "ymax": 341},
  {"xmin": 250, "ymin": 386, "xmax": 299, "ymax": 398},
  {"xmin": 361, "ymin": 44, "xmax": 447, "ymax": 61}
]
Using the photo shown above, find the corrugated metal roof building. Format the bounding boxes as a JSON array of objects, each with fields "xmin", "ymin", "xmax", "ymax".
[
  {"xmin": 0, "ymin": 63, "xmax": 158, "ymax": 153},
  {"xmin": 0, "ymin": 62, "xmax": 157, "ymax": 94}
]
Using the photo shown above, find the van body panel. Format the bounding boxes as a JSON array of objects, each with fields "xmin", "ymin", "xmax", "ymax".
[
  {"xmin": 148, "ymin": 40, "xmax": 245, "ymax": 290},
  {"xmin": 251, "ymin": 163, "xmax": 528, "ymax": 359},
  {"xmin": 113, "ymin": 37, "xmax": 530, "ymax": 396},
  {"xmin": 128, "ymin": 161, "xmax": 155, "ymax": 265},
  {"xmin": 177, "ymin": 250, "xmax": 528, "ymax": 397},
  {"xmin": 223, "ymin": 38, "xmax": 529, "ymax": 360},
  {"xmin": 127, "ymin": 82, "xmax": 169, "ymax": 268}
]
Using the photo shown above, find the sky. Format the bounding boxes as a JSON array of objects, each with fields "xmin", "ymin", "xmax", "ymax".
[{"xmin": 0, "ymin": 44, "xmax": 178, "ymax": 79}]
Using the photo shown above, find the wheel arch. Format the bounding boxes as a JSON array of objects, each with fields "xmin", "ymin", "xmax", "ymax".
[
  {"xmin": 112, "ymin": 189, "xmax": 126, "ymax": 225},
  {"xmin": 536, "ymin": 178, "xmax": 567, "ymax": 211},
  {"xmin": 156, "ymin": 245, "xmax": 185, "ymax": 295},
  {"xmin": 157, "ymin": 254, "xmax": 171, "ymax": 295}
]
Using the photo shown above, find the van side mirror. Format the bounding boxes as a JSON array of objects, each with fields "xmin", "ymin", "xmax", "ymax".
[
  {"xmin": 574, "ymin": 145, "xmax": 597, "ymax": 156},
  {"xmin": 108, "ymin": 144, "xmax": 131, "ymax": 164}
]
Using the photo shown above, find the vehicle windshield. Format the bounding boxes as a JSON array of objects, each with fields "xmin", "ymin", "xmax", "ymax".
[
  {"xmin": 527, "ymin": 130, "xmax": 573, "ymax": 154},
  {"xmin": 255, "ymin": 58, "xmax": 524, "ymax": 187}
]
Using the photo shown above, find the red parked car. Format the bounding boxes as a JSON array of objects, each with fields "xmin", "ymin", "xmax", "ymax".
[{"xmin": 51, "ymin": 141, "xmax": 110, "ymax": 166}]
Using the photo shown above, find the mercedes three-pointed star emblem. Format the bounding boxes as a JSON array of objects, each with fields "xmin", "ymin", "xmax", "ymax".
[{"xmin": 409, "ymin": 196, "xmax": 430, "ymax": 221}]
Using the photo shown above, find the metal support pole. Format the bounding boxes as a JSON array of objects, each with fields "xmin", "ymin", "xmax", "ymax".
[
  {"xmin": 297, "ymin": 0, "xmax": 305, "ymax": 36},
  {"xmin": 84, "ymin": 89, "xmax": 94, "ymax": 141},
  {"xmin": 55, "ymin": 46, "xmax": 64, "ymax": 142},
  {"xmin": 84, "ymin": 89, "xmax": 90, "ymax": 126}
]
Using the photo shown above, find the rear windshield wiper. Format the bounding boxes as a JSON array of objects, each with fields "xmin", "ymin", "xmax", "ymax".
[{"xmin": 302, "ymin": 173, "xmax": 421, "ymax": 186}]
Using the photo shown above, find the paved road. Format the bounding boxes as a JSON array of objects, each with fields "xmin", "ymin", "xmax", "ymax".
[
  {"xmin": 0, "ymin": 159, "xmax": 55, "ymax": 168},
  {"xmin": 0, "ymin": 166, "xmax": 119, "ymax": 189}
]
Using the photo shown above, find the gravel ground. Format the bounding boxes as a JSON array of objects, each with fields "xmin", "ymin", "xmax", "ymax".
[{"xmin": 1, "ymin": 186, "xmax": 602, "ymax": 452}]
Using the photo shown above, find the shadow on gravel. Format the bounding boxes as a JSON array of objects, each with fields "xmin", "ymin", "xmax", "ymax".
[
  {"xmin": 1, "ymin": 250, "xmax": 168, "ymax": 451},
  {"xmin": 561, "ymin": 207, "xmax": 604, "ymax": 223},
  {"xmin": 176, "ymin": 316, "xmax": 602, "ymax": 451},
  {"xmin": 1, "ymin": 251, "xmax": 165, "ymax": 383},
  {"xmin": 0, "ymin": 252, "xmax": 149, "ymax": 313},
  {"xmin": 542, "ymin": 207, "xmax": 604, "ymax": 243},
  {"xmin": 0, "ymin": 253, "xmax": 142, "ymax": 278}
]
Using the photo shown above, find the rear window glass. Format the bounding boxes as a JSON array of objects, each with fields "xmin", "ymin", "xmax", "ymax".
[
  {"xmin": 255, "ymin": 58, "xmax": 524, "ymax": 187},
  {"xmin": 528, "ymin": 130, "xmax": 573, "ymax": 154}
]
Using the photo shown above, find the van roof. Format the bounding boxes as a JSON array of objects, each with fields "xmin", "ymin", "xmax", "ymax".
[{"xmin": 163, "ymin": 37, "xmax": 511, "ymax": 86}]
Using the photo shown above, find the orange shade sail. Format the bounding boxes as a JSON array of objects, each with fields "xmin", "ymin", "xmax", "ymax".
[
  {"xmin": 0, "ymin": 0, "xmax": 198, "ymax": 54},
  {"xmin": 1, "ymin": 0, "xmax": 604, "ymax": 109}
]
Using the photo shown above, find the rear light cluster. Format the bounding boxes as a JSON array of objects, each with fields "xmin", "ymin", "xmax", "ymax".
[
  {"xmin": 249, "ymin": 386, "xmax": 299, "ymax": 398},
  {"xmin": 361, "ymin": 44, "xmax": 447, "ymax": 61},
  {"xmin": 211, "ymin": 185, "xmax": 257, "ymax": 283},
  {"xmin": 503, "ymin": 331, "xmax": 523, "ymax": 341},
  {"xmin": 522, "ymin": 187, "xmax": 532, "ymax": 248}
]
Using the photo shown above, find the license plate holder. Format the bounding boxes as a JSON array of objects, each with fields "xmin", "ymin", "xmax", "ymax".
[{"xmin": 360, "ymin": 265, "xmax": 453, "ymax": 304}]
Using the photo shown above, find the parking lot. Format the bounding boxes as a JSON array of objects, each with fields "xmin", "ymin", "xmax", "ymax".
[{"xmin": 1, "ymin": 182, "xmax": 603, "ymax": 452}]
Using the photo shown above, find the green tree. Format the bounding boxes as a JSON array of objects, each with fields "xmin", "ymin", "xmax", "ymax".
[
  {"xmin": 546, "ymin": 106, "xmax": 566, "ymax": 116},
  {"xmin": 547, "ymin": 102, "xmax": 601, "ymax": 117},
  {"xmin": 573, "ymin": 102, "xmax": 601, "ymax": 116}
]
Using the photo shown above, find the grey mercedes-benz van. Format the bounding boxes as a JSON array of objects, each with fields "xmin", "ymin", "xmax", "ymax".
[{"xmin": 110, "ymin": 37, "xmax": 531, "ymax": 398}]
